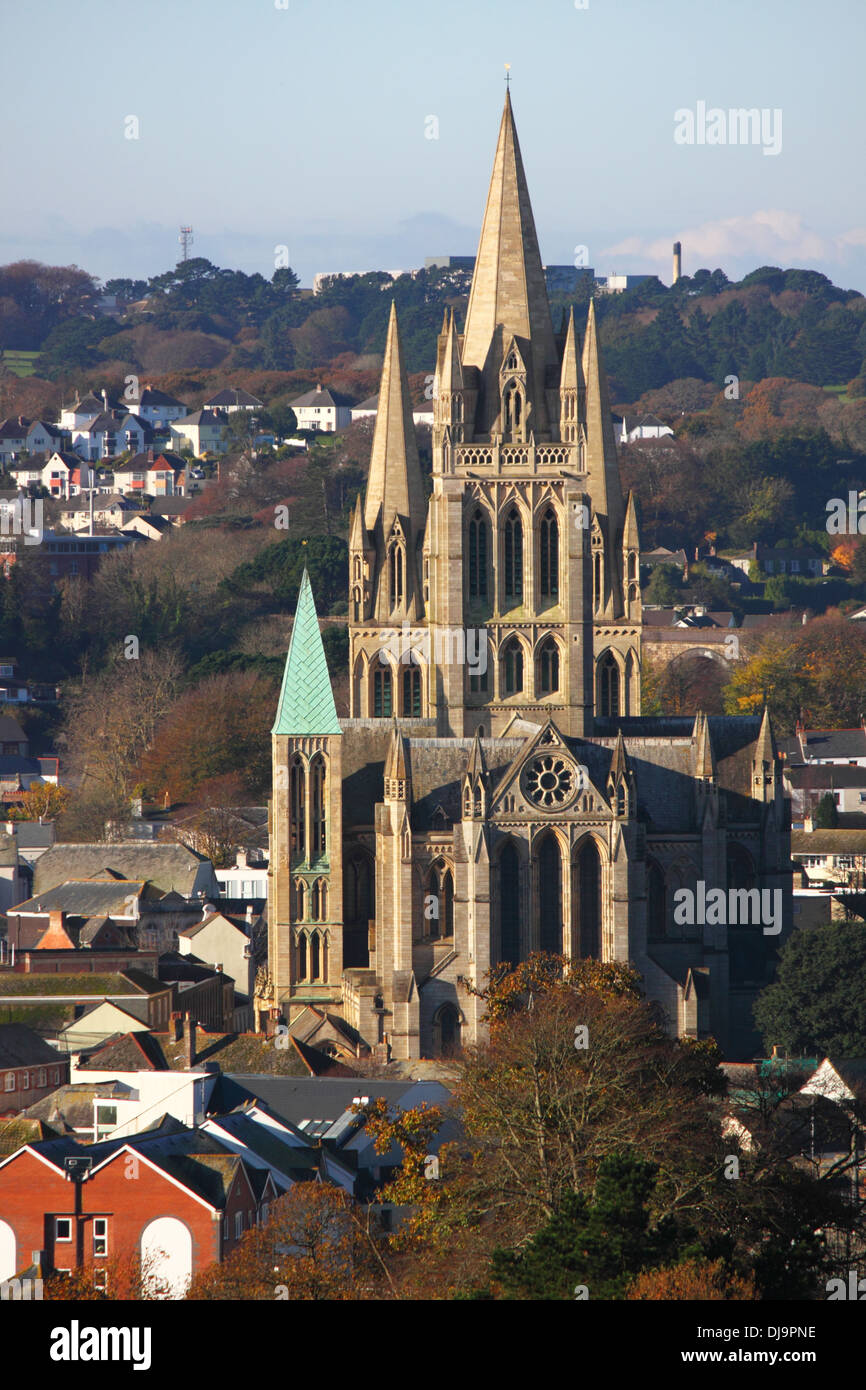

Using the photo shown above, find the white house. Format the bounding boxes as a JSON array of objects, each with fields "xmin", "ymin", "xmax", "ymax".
[
  {"xmin": 169, "ymin": 410, "xmax": 228, "ymax": 456},
  {"xmin": 615, "ymin": 413, "xmax": 674, "ymax": 444},
  {"xmin": 0, "ymin": 418, "xmax": 63, "ymax": 465},
  {"xmin": 71, "ymin": 412, "xmax": 149, "ymax": 463},
  {"xmin": 178, "ymin": 910, "xmax": 255, "ymax": 1000},
  {"xmin": 289, "ymin": 386, "xmax": 352, "ymax": 433},
  {"xmin": 203, "ymin": 388, "xmax": 263, "ymax": 414},
  {"xmin": 126, "ymin": 386, "xmax": 188, "ymax": 430}
]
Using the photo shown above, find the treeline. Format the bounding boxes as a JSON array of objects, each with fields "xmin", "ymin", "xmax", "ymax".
[{"xmin": 2, "ymin": 256, "xmax": 864, "ymax": 398}]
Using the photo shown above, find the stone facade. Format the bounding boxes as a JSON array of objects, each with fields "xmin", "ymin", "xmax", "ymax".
[{"xmin": 268, "ymin": 93, "xmax": 792, "ymax": 1062}]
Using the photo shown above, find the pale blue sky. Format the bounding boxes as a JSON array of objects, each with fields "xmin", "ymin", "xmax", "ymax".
[{"xmin": 2, "ymin": 0, "xmax": 864, "ymax": 290}]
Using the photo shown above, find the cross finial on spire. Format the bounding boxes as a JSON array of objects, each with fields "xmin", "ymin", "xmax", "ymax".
[{"xmin": 504, "ymin": 63, "xmax": 511, "ymax": 88}]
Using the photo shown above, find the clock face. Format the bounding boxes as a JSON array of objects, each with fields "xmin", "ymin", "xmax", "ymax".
[{"xmin": 523, "ymin": 753, "xmax": 578, "ymax": 810}]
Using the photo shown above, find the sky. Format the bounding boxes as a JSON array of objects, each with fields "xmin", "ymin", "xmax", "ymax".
[{"xmin": 2, "ymin": 0, "xmax": 865, "ymax": 292}]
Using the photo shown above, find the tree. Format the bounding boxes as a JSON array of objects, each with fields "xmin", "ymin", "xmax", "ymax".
[
  {"xmin": 644, "ymin": 563, "xmax": 682, "ymax": 606},
  {"xmin": 626, "ymin": 1257, "xmax": 756, "ymax": 1300},
  {"xmin": 814, "ymin": 792, "xmax": 839, "ymax": 828},
  {"xmin": 754, "ymin": 922, "xmax": 866, "ymax": 1057},
  {"xmin": 487, "ymin": 1152, "xmax": 683, "ymax": 1300},
  {"xmin": 8, "ymin": 783, "xmax": 69, "ymax": 822},
  {"xmin": 186, "ymin": 1184, "xmax": 378, "ymax": 1300}
]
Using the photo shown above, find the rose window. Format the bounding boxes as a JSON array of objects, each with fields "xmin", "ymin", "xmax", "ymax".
[{"xmin": 524, "ymin": 754, "xmax": 576, "ymax": 809}]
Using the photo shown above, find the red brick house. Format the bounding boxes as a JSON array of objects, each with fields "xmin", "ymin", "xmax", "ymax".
[
  {"xmin": 0, "ymin": 1120, "xmax": 278, "ymax": 1295},
  {"xmin": 0, "ymin": 1025, "xmax": 69, "ymax": 1115}
]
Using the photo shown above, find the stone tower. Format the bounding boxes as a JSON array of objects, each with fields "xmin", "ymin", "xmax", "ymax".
[
  {"xmin": 269, "ymin": 567, "xmax": 344, "ymax": 1019},
  {"xmin": 423, "ymin": 90, "xmax": 640, "ymax": 741}
]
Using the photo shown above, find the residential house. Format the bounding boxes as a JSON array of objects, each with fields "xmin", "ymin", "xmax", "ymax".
[
  {"xmin": 58, "ymin": 392, "xmax": 120, "ymax": 431},
  {"xmin": 0, "ymin": 419, "xmax": 63, "ymax": 466},
  {"xmin": 70, "ymin": 412, "xmax": 149, "ymax": 463},
  {"xmin": 121, "ymin": 514, "xmax": 173, "ymax": 540},
  {"xmin": 790, "ymin": 828, "xmax": 866, "ymax": 889},
  {"xmin": 0, "ymin": 1026, "xmax": 69, "ymax": 1116},
  {"xmin": 169, "ymin": 409, "xmax": 228, "ymax": 457},
  {"xmin": 203, "ymin": 388, "xmax": 262, "ymax": 414},
  {"xmin": 178, "ymin": 910, "xmax": 256, "ymax": 1004},
  {"xmin": 289, "ymin": 386, "xmax": 353, "ymax": 433},
  {"xmin": 40, "ymin": 452, "xmax": 97, "ymax": 498},
  {"xmin": 0, "ymin": 968, "xmax": 173, "ymax": 1042},
  {"xmin": 114, "ymin": 450, "xmax": 187, "ymax": 497},
  {"xmin": 58, "ymin": 493, "xmax": 142, "ymax": 532},
  {"xmin": 0, "ymin": 1117, "xmax": 278, "ymax": 1293},
  {"xmin": 32, "ymin": 843, "xmax": 219, "ymax": 901},
  {"xmin": 349, "ymin": 393, "xmax": 433, "ymax": 428},
  {"xmin": 125, "ymin": 386, "xmax": 188, "ymax": 430}
]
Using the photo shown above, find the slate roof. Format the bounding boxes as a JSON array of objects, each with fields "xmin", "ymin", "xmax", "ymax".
[
  {"xmin": 290, "ymin": 386, "xmax": 353, "ymax": 409},
  {"xmin": 0, "ymin": 1023, "xmax": 65, "ymax": 1068},
  {"xmin": 77, "ymin": 1031, "xmax": 167, "ymax": 1072},
  {"xmin": 209, "ymin": 1075, "xmax": 450, "ymax": 1129},
  {"xmin": 791, "ymin": 830, "xmax": 866, "ymax": 854},
  {"xmin": 33, "ymin": 843, "xmax": 212, "ymax": 896},
  {"xmin": 0, "ymin": 1115, "xmax": 59, "ymax": 1155},
  {"xmin": 800, "ymin": 729, "xmax": 866, "ymax": 761},
  {"xmin": 204, "ymin": 388, "xmax": 263, "ymax": 409},
  {"xmin": 272, "ymin": 569, "xmax": 341, "ymax": 736},
  {"xmin": 12, "ymin": 879, "xmax": 150, "ymax": 918}
]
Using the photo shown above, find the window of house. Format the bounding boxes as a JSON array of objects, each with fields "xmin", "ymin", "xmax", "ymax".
[
  {"xmin": 93, "ymin": 1218, "xmax": 108, "ymax": 1257},
  {"xmin": 38, "ymin": 1068, "xmax": 46, "ymax": 1087},
  {"xmin": 235, "ymin": 1212, "xmax": 243, "ymax": 1239},
  {"xmin": 21, "ymin": 1071, "xmax": 29, "ymax": 1089},
  {"xmin": 4, "ymin": 1073, "xmax": 14, "ymax": 1092},
  {"xmin": 55, "ymin": 1218, "xmax": 72, "ymax": 1242}
]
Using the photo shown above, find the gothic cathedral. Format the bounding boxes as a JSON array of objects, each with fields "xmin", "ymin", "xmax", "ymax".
[{"xmin": 266, "ymin": 93, "xmax": 791, "ymax": 1062}]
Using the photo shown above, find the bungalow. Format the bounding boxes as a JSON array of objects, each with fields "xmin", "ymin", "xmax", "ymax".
[
  {"xmin": 169, "ymin": 409, "xmax": 228, "ymax": 457},
  {"xmin": 615, "ymin": 413, "xmax": 674, "ymax": 444}
]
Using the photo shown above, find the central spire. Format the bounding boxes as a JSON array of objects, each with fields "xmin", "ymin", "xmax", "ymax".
[{"xmin": 461, "ymin": 90, "xmax": 559, "ymax": 438}]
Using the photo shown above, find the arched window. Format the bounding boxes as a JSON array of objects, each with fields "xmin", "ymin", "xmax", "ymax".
[
  {"xmin": 616, "ymin": 782, "xmax": 626, "ymax": 816},
  {"xmin": 322, "ymin": 932, "xmax": 329, "ymax": 984},
  {"xmin": 441, "ymin": 869, "xmax": 454, "ymax": 938},
  {"xmin": 389, "ymin": 544, "xmax": 404, "ymax": 608},
  {"xmin": 295, "ymin": 879, "xmax": 306, "ymax": 922},
  {"xmin": 503, "ymin": 509, "xmax": 523, "ymax": 602},
  {"xmin": 599, "ymin": 653, "xmax": 620, "ymax": 717},
  {"xmin": 297, "ymin": 930, "xmax": 307, "ymax": 979},
  {"xmin": 374, "ymin": 667, "xmax": 392, "ymax": 718},
  {"xmin": 319, "ymin": 880, "xmax": 328, "ymax": 921},
  {"xmin": 311, "ymin": 879, "xmax": 321, "ymax": 921},
  {"xmin": 647, "ymin": 861, "xmax": 666, "ymax": 940},
  {"xmin": 499, "ymin": 841, "xmax": 520, "ymax": 965},
  {"xmin": 468, "ymin": 509, "xmax": 488, "ymax": 599},
  {"xmin": 290, "ymin": 756, "xmax": 305, "ymax": 855},
  {"xmin": 538, "ymin": 638, "xmax": 560, "ymax": 695},
  {"xmin": 574, "ymin": 839, "xmax": 602, "ymax": 959},
  {"xmin": 310, "ymin": 755, "xmax": 326, "ymax": 856},
  {"xmin": 627, "ymin": 552, "xmax": 637, "ymax": 580},
  {"xmin": 538, "ymin": 835, "xmax": 562, "ymax": 954},
  {"xmin": 310, "ymin": 932, "xmax": 320, "ymax": 980},
  {"xmin": 352, "ymin": 586, "xmax": 361, "ymax": 621},
  {"xmin": 502, "ymin": 639, "xmax": 523, "ymax": 696},
  {"xmin": 403, "ymin": 664, "xmax": 421, "ymax": 717},
  {"xmin": 539, "ymin": 508, "xmax": 559, "ymax": 600},
  {"xmin": 345, "ymin": 853, "xmax": 374, "ymax": 925},
  {"xmin": 353, "ymin": 557, "xmax": 361, "ymax": 580},
  {"xmin": 593, "ymin": 551, "xmax": 603, "ymax": 610}
]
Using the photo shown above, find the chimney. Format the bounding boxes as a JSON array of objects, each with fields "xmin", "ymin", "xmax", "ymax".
[
  {"xmin": 101, "ymin": 389, "xmax": 109, "ymax": 413},
  {"xmin": 171, "ymin": 1012, "xmax": 183, "ymax": 1042},
  {"xmin": 246, "ymin": 905, "xmax": 253, "ymax": 925},
  {"xmin": 183, "ymin": 1012, "xmax": 196, "ymax": 1067},
  {"xmin": 235, "ymin": 849, "xmax": 248, "ymax": 868},
  {"xmin": 48, "ymin": 909, "xmax": 65, "ymax": 935},
  {"xmin": 672, "ymin": 240, "xmax": 682, "ymax": 284}
]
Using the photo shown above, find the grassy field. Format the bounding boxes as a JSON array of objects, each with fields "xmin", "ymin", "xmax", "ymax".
[{"xmin": 1, "ymin": 349, "xmax": 39, "ymax": 377}]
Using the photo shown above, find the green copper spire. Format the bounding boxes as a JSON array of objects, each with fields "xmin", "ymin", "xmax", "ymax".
[{"xmin": 272, "ymin": 567, "xmax": 341, "ymax": 736}]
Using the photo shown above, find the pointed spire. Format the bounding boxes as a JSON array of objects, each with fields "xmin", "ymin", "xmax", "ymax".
[
  {"xmin": 385, "ymin": 718, "xmax": 408, "ymax": 781},
  {"xmin": 623, "ymin": 489, "xmax": 640, "ymax": 548},
  {"xmin": 559, "ymin": 306, "xmax": 580, "ymax": 393},
  {"xmin": 608, "ymin": 727, "xmax": 630, "ymax": 783},
  {"xmin": 582, "ymin": 298, "xmax": 624, "ymax": 532},
  {"xmin": 692, "ymin": 711, "xmax": 716, "ymax": 780},
  {"xmin": 272, "ymin": 569, "xmax": 341, "ymax": 736},
  {"xmin": 439, "ymin": 309, "xmax": 464, "ymax": 393},
  {"xmin": 348, "ymin": 491, "xmax": 367, "ymax": 551},
  {"xmin": 466, "ymin": 726, "xmax": 486, "ymax": 780},
  {"xmin": 364, "ymin": 301, "xmax": 426, "ymax": 535},
  {"xmin": 755, "ymin": 706, "xmax": 776, "ymax": 765},
  {"xmin": 461, "ymin": 91, "xmax": 559, "ymax": 436}
]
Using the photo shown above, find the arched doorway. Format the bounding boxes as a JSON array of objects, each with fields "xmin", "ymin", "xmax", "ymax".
[
  {"xmin": 140, "ymin": 1216, "xmax": 192, "ymax": 1299},
  {"xmin": 0, "ymin": 1219, "xmax": 15, "ymax": 1282},
  {"xmin": 433, "ymin": 1003, "xmax": 462, "ymax": 1057},
  {"xmin": 574, "ymin": 838, "xmax": 602, "ymax": 959},
  {"xmin": 537, "ymin": 834, "xmax": 563, "ymax": 954}
]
